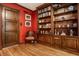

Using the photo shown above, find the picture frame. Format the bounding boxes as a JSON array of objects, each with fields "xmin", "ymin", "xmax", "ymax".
[
  {"xmin": 25, "ymin": 21, "xmax": 31, "ymax": 27},
  {"xmin": 25, "ymin": 14, "xmax": 31, "ymax": 20}
]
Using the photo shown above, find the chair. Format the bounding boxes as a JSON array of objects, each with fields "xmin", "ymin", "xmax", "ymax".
[{"xmin": 25, "ymin": 30, "xmax": 37, "ymax": 44}]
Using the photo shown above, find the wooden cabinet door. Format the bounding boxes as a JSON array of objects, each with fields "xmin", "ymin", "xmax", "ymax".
[
  {"xmin": 44, "ymin": 35, "xmax": 50, "ymax": 43},
  {"xmin": 0, "ymin": 5, "xmax": 3, "ymax": 49},
  {"xmin": 44, "ymin": 35, "xmax": 51, "ymax": 46},
  {"xmin": 2, "ymin": 7, "xmax": 19, "ymax": 47},
  {"xmin": 51, "ymin": 35, "xmax": 54, "ymax": 47},
  {"xmin": 53, "ymin": 36, "xmax": 61, "ymax": 48},
  {"xmin": 65, "ymin": 37, "xmax": 77, "ymax": 49},
  {"xmin": 61, "ymin": 36, "xmax": 67, "ymax": 48},
  {"xmin": 38, "ymin": 34, "xmax": 51, "ymax": 46},
  {"xmin": 38, "ymin": 34, "xmax": 44, "ymax": 43},
  {"xmin": 76, "ymin": 37, "xmax": 79, "ymax": 50}
]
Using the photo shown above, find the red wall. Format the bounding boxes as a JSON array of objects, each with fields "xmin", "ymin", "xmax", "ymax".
[
  {"xmin": 32, "ymin": 11, "xmax": 38, "ymax": 32},
  {"xmin": 1, "ymin": 3, "xmax": 37, "ymax": 43}
]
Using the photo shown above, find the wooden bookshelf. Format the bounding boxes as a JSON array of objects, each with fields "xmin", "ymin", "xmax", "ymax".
[
  {"xmin": 52, "ymin": 3, "xmax": 78, "ymax": 36},
  {"xmin": 37, "ymin": 3, "xmax": 79, "ymax": 51},
  {"xmin": 37, "ymin": 3, "xmax": 79, "ymax": 36},
  {"xmin": 53, "ymin": 3, "xmax": 76, "ymax": 10},
  {"xmin": 54, "ymin": 10, "xmax": 77, "ymax": 16},
  {"xmin": 37, "ymin": 3, "xmax": 52, "ymax": 34}
]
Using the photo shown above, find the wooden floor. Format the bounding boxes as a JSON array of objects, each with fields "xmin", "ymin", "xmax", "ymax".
[{"xmin": 0, "ymin": 44, "xmax": 78, "ymax": 56}]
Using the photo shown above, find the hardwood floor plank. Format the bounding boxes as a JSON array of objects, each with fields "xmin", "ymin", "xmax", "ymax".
[
  {"xmin": 0, "ymin": 44, "xmax": 78, "ymax": 56},
  {"xmin": 18, "ymin": 44, "xmax": 38, "ymax": 56},
  {"xmin": 36, "ymin": 44, "xmax": 76, "ymax": 56},
  {"xmin": 2, "ymin": 48, "xmax": 13, "ymax": 56},
  {"xmin": 25, "ymin": 44, "xmax": 50, "ymax": 56}
]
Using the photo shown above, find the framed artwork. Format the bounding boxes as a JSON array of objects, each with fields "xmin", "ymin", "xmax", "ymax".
[
  {"xmin": 25, "ymin": 14, "xmax": 31, "ymax": 20},
  {"xmin": 25, "ymin": 21, "xmax": 31, "ymax": 27}
]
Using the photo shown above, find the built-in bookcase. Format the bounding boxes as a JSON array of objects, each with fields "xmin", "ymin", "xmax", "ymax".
[
  {"xmin": 37, "ymin": 4, "xmax": 52, "ymax": 34},
  {"xmin": 52, "ymin": 3, "xmax": 78, "ymax": 36},
  {"xmin": 37, "ymin": 3, "xmax": 79, "ymax": 51},
  {"xmin": 37, "ymin": 3, "xmax": 79, "ymax": 36}
]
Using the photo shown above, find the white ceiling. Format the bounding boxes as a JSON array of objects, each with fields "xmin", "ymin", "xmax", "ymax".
[{"xmin": 18, "ymin": 3, "xmax": 43, "ymax": 11}]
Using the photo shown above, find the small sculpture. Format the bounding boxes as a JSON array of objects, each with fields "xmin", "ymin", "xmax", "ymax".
[
  {"xmin": 61, "ymin": 31, "xmax": 66, "ymax": 36},
  {"xmin": 70, "ymin": 29, "xmax": 73, "ymax": 36}
]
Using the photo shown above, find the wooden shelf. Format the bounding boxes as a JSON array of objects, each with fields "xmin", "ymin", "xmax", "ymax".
[
  {"xmin": 39, "ymin": 22, "xmax": 51, "ymax": 24},
  {"xmin": 39, "ymin": 28, "xmax": 51, "ymax": 30},
  {"xmin": 38, "ymin": 10, "xmax": 51, "ymax": 15},
  {"xmin": 54, "ymin": 27, "xmax": 77, "ymax": 29},
  {"xmin": 38, "ymin": 16, "xmax": 51, "ymax": 19},
  {"xmin": 53, "ymin": 4, "xmax": 76, "ymax": 11},
  {"xmin": 54, "ymin": 18, "xmax": 77, "ymax": 22},
  {"xmin": 54, "ymin": 10, "xmax": 77, "ymax": 16}
]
